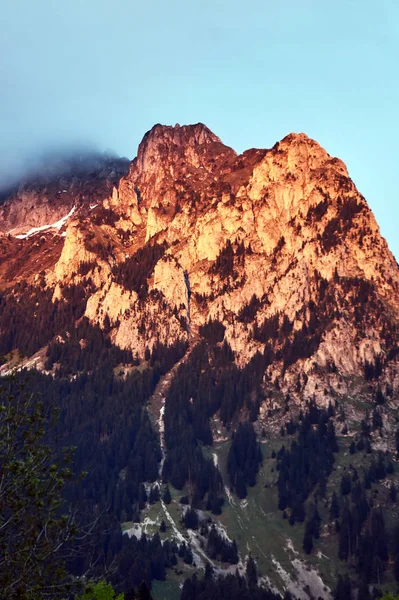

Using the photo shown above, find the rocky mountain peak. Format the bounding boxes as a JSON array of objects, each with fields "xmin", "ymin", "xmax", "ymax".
[
  {"xmin": 109, "ymin": 123, "xmax": 238, "ymax": 240},
  {"xmin": 139, "ymin": 122, "xmax": 225, "ymax": 152},
  {"xmin": 279, "ymin": 131, "xmax": 326, "ymax": 150},
  {"xmin": 134, "ymin": 122, "xmax": 237, "ymax": 176},
  {"xmin": 268, "ymin": 131, "xmax": 348, "ymax": 179}
]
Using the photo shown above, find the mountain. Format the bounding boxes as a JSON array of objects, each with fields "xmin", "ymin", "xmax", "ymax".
[
  {"xmin": 0, "ymin": 151, "xmax": 130, "ymax": 236},
  {"xmin": 1, "ymin": 124, "xmax": 398, "ymax": 599},
  {"xmin": 3, "ymin": 123, "xmax": 398, "ymax": 397}
]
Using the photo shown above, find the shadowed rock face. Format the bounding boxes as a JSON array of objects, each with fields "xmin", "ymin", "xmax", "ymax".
[
  {"xmin": 1, "ymin": 123, "xmax": 398, "ymax": 404},
  {"xmin": 0, "ymin": 152, "xmax": 130, "ymax": 235}
]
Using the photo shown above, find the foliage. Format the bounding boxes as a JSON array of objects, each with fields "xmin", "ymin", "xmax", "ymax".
[
  {"xmin": 237, "ymin": 294, "xmax": 263, "ymax": 323},
  {"xmin": 181, "ymin": 569, "xmax": 285, "ymax": 600},
  {"xmin": 113, "ymin": 242, "xmax": 167, "ymax": 299},
  {"xmin": 276, "ymin": 403, "xmax": 338, "ymax": 524},
  {"xmin": 0, "ymin": 282, "xmax": 88, "ymax": 357},
  {"xmin": 45, "ymin": 317, "xmax": 132, "ymax": 375},
  {"xmin": 162, "ymin": 342, "xmax": 223, "ymax": 500},
  {"xmin": 79, "ymin": 580, "xmax": 124, "ymax": 600},
  {"xmin": 306, "ymin": 197, "xmax": 328, "ymax": 223},
  {"xmin": 321, "ymin": 197, "xmax": 364, "ymax": 252},
  {"xmin": 227, "ymin": 423, "xmax": 262, "ymax": 498},
  {"xmin": 211, "ymin": 240, "xmax": 235, "ymax": 279},
  {"xmin": 19, "ymin": 364, "xmax": 162, "ymax": 521},
  {"xmin": 199, "ymin": 319, "xmax": 226, "ymax": 344},
  {"xmin": 0, "ymin": 377, "xmax": 78, "ymax": 599},
  {"xmin": 206, "ymin": 525, "xmax": 238, "ymax": 564}
]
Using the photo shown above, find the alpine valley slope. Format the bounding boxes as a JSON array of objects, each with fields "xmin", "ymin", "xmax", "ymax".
[{"xmin": 1, "ymin": 124, "xmax": 399, "ymax": 599}]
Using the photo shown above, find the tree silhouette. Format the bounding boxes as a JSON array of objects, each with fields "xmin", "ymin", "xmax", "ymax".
[{"xmin": 0, "ymin": 376, "xmax": 80, "ymax": 599}]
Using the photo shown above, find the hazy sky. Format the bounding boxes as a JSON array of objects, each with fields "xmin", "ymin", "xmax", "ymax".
[{"xmin": 1, "ymin": 0, "xmax": 398, "ymax": 258}]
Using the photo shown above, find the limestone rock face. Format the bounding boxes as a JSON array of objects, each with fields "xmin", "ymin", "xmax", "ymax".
[
  {"xmin": 1, "ymin": 123, "xmax": 398, "ymax": 405},
  {"xmin": 117, "ymin": 124, "xmax": 237, "ymax": 242},
  {"xmin": 85, "ymin": 282, "xmax": 135, "ymax": 327},
  {"xmin": 53, "ymin": 221, "xmax": 96, "ymax": 282}
]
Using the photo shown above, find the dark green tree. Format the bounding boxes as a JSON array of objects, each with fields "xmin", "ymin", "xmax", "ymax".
[
  {"xmin": 0, "ymin": 378, "xmax": 79, "ymax": 599},
  {"xmin": 330, "ymin": 491, "xmax": 340, "ymax": 520},
  {"xmin": 162, "ymin": 485, "xmax": 172, "ymax": 504},
  {"xmin": 303, "ymin": 521, "xmax": 313, "ymax": 554},
  {"xmin": 246, "ymin": 555, "xmax": 258, "ymax": 589}
]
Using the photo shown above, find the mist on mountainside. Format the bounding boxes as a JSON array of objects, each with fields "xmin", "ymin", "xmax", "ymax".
[{"xmin": 0, "ymin": 146, "xmax": 131, "ymax": 197}]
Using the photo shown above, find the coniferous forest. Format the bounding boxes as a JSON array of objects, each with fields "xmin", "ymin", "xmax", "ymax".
[{"xmin": 1, "ymin": 256, "xmax": 399, "ymax": 600}]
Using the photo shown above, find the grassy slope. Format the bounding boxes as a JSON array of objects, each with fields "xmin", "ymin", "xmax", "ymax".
[{"xmin": 128, "ymin": 394, "xmax": 399, "ymax": 599}]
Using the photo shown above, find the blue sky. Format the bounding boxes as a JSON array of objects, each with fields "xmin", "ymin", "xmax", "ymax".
[{"xmin": 1, "ymin": 0, "xmax": 398, "ymax": 258}]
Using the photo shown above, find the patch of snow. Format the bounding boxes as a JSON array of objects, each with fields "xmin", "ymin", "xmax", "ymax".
[
  {"xmin": 224, "ymin": 484, "xmax": 235, "ymax": 507},
  {"xmin": 271, "ymin": 555, "xmax": 303, "ymax": 597},
  {"xmin": 125, "ymin": 523, "xmax": 142, "ymax": 539},
  {"xmin": 15, "ymin": 206, "xmax": 76, "ymax": 239},
  {"xmin": 1, "ymin": 355, "xmax": 42, "ymax": 378},
  {"xmin": 271, "ymin": 554, "xmax": 331, "ymax": 600},
  {"xmin": 159, "ymin": 405, "xmax": 165, "ymax": 424},
  {"xmin": 285, "ymin": 538, "xmax": 299, "ymax": 556},
  {"xmin": 142, "ymin": 517, "xmax": 158, "ymax": 527},
  {"xmin": 186, "ymin": 530, "xmax": 208, "ymax": 569},
  {"xmin": 161, "ymin": 500, "xmax": 185, "ymax": 543},
  {"xmin": 212, "ymin": 452, "xmax": 218, "ymax": 468},
  {"xmin": 158, "ymin": 402, "xmax": 166, "ymax": 476},
  {"xmin": 258, "ymin": 575, "xmax": 279, "ymax": 595},
  {"xmin": 124, "ymin": 514, "xmax": 161, "ymax": 540},
  {"xmin": 214, "ymin": 521, "xmax": 233, "ymax": 544},
  {"xmin": 292, "ymin": 558, "xmax": 331, "ymax": 599},
  {"xmin": 211, "ymin": 451, "xmax": 235, "ymax": 507},
  {"xmin": 145, "ymin": 481, "xmax": 161, "ymax": 499}
]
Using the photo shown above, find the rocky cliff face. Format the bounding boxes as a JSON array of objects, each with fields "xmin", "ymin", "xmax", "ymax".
[
  {"xmin": 0, "ymin": 152, "xmax": 130, "ymax": 236},
  {"xmin": 1, "ymin": 123, "xmax": 398, "ymax": 407}
]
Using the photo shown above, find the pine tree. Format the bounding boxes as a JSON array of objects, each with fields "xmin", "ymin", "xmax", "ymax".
[
  {"xmin": 162, "ymin": 485, "xmax": 172, "ymax": 504},
  {"xmin": 246, "ymin": 555, "xmax": 257, "ymax": 588},
  {"xmin": 0, "ymin": 377, "xmax": 82, "ymax": 599},
  {"xmin": 183, "ymin": 546, "xmax": 193, "ymax": 564},
  {"xmin": 137, "ymin": 581, "xmax": 152, "ymax": 600},
  {"xmin": 338, "ymin": 506, "xmax": 351, "ymax": 561},
  {"xmin": 391, "ymin": 484, "xmax": 397, "ymax": 503},
  {"xmin": 340, "ymin": 473, "xmax": 352, "ymax": 496},
  {"xmin": 334, "ymin": 575, "xmax": 352, "ymax": 600},
  {"xmin": 303, "ymin": 524, "xmax": 313, "ymax": 554},
  {"xmin": 149, "ymin": 484, "xmax": 160, "ymax": 504},
  {"xmin": 183, "ymin": 507, "xmax": 199, "ymax": 530},
  {"xmin": 330, "ymin": 491, "xmax": 340, "ymax": 520}
]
